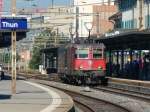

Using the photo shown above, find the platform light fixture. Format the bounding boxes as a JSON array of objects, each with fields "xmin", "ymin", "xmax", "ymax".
[
  {"xmin": 85, "ymin": 22, "xmax": 93, "ymax": 42},
  {"xmin": 69, "ymin": 23, "xmax": 76, "ymax": 43}
]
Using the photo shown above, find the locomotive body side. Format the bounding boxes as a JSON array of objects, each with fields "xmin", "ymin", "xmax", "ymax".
[
  {"xmin": 57, "ymin": 45, "xmax": 75, "ymax": 75},
  {"xmin": 57, "ymin": 47, "xmax": 67, "ymax": 74}
]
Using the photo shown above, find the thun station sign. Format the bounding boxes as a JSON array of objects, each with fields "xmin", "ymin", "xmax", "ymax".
[
  {"xmin": 0, "ymin": 17, "xmax": 28, "ymax": 47},
  {"xmin": 0, "ymin": 17, "xmax": 27, "ymax": 31}
]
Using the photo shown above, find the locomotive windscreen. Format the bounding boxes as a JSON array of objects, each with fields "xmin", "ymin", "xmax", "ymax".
[{"xmin": 75, "ymin": 48, "xmax": 89, "ymax": 59}]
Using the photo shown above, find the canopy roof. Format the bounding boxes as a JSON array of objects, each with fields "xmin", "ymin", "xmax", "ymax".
[{"xmin": 95, "ymin": 31, "xmax": 150, "ymax": 50}]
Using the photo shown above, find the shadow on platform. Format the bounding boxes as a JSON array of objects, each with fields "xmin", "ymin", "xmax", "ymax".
[
  {"xmin": 1, "ymin": 75, "xmax": 25, "ymax": 80},
  {"xmin": 16, "ymin": 90, "xmax": 46, "ymax": 94}
]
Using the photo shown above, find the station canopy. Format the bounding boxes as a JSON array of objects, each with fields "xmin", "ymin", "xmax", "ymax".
[
  {"xmin": 95, "ymin": 30, "xmax": 150, "ymax": 50},
  {"xmin": 41, "ymin": 47, "xmax": 58, "ymax": 53}
]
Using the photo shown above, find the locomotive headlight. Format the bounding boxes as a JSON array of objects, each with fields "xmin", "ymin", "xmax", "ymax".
[
  {"xmin": 80, "ymin": 66, "xmax": 83, "ymax": 70},
  {"xmin": 98, "ymin": 66, "xmax": 102, "ymax": 70}
]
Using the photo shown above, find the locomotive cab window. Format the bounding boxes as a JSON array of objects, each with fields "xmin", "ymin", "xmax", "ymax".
[
  {"xmin": 93, "ymin": 49, "xmax": 103, "ymax": 59},
  {"xmin": 75, "ymin": 48, "xmax": 89, "ymax": 59}
]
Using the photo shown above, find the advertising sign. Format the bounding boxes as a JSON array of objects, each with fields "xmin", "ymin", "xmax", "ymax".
[{"xmin": 0, "ymin": 18, "xmax": 27, "ymax": 30}]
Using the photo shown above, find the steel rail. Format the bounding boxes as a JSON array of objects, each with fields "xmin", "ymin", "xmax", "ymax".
[{"xmin": 93, "ymin": 86, "xmax": 150, "ymax": 103}]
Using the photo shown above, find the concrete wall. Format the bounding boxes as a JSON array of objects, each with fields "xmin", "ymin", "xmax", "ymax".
[{"xmin": 93, "ymin": 5, "xmax": 117, "ymax": 36}]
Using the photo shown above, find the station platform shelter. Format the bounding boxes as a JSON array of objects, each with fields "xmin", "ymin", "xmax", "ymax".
[{"xmin": 95, "ymin": 30, "xmax": 150, "ymax": 81}]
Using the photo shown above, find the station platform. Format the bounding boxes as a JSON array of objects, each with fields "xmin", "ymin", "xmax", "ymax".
[{"xmin": 0, "ymin": 77, "xmax": 74, "ymax": 112}]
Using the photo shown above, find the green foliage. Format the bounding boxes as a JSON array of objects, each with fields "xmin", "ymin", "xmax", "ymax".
[
  {"xmin": 29, "ymin": 28, "xmax": 54, "ymax": 70},
  {"xmin": 29, "ymin": 27, "xmax": 67, "ymax": 70},
  {"xmin": 29, "ymin": 45, "xmax": 43, "ymax": 69},
  {"xmin": 0, "ymin": 52, "xmax": 19, "ymax": 63},
  {"xmin": 16, "ymin": 53, "xmax": 20, "ymax": 62},
  {"xmin": 1, "ymin": 53, "xmax": 11, "ymax": 63}
]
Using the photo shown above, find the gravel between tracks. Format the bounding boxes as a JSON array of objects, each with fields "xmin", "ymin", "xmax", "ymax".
[
  {"xmin": 30, "ymin": 79, "xmax": 132, "ymax": 112},
  {"xmin": 31, "ymin": 79, "xmax": 150, "ymax": 112}
]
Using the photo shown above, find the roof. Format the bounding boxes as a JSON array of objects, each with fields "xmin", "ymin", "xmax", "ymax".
[
  {"xmin": 41, "ymin": 47, "xmax": 58, "ymax": 53},
  {"xmin": 109, "ymin": 12, "xmax": 122, "ymax": 20},
  {"xmin": 95, "ymin": 30, "xmax": 150, "ymax": 50}
]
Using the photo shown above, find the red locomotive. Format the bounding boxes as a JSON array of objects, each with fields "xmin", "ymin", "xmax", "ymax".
[
  {"xmin": 56, "ymin": 43, "xmax": 107, "ymax": 85},
  {"xmin": 42, "ymin": 42, "xmax": 107, "ymax": 85}
]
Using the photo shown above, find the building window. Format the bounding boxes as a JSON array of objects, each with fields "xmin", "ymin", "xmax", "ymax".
[
  {"xmin": 144, "ymin": 0, "xmax": 150, "ymax": 4},
  {"xmin": 115, "ymin": 19, "xmax": 122, "ymax": 29},
  {"xmin": 134, "ymin": 19, "xmax": 137, "ymax": 28},
  {"xmin": 122, "ymin": 19, "xmax": 137, "ymax": 29},
  {"xmin": 119, "ymin": 0, "xmax": 137, "ymax": 11},
  {"xmin": 145, "ymin": 15, "xmax": 150, "ymax": 28}
]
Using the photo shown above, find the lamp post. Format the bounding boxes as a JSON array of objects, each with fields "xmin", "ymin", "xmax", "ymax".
[
  {"xmin": 75, "ymin": 5, "xmax": 79, "ymax": 39},
  {"xmin": 69, "ymin": 24, "xmax": 75, "ymax": 43},
  {"xmin": 85, "ymin": 22, "xmax": 93, "ymax": 42},
  {"xmin": 51, "ymin": 0, "xmax": 54, "ymax": 8},
  {"xmin": 74, "ymin": 0, "xmax": 89, "ymax": 42}
]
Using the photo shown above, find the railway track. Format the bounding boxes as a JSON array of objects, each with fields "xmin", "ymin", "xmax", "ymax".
[
  {"xmin": 17, "ymin": 73, "xmax": 150, "ymax": 112},
  {"xmin": 18, "ymin": 73, "xmax": 150, "ymax": 99},
  {"xmin": 74, "ymin": 100, "xmax": 95, "ymax": 112},
  {"xmin": 37, "ymin": 80, "xmax": 129, "ymax": 112},
  {"xmin": 93, "ymin": 86, "xmax": 150, "ymax": 103},
  {"xmin": 17, "ymin": 73, "xmax": 129, "ymax": 112}
]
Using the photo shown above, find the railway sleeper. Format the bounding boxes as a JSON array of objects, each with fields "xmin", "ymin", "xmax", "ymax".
[{"xmin": 60, "ymin": 74, "xmax": 108, "ymax": 86}]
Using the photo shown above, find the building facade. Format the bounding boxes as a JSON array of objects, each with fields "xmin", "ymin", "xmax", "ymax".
[
  {"xmin": 114, "ymin": 0, "xmax": 150, "ymax": 30},
  {"xmin": 74, "ymin": 0, "xmax": 117, "ymax": 38},
  {"xmin": 92, "ymin": 5, "xmax": 117, "ymax": 37},
  {"xmin": 46, "ymin": 7, "xmax": 74, "ymax": 38}
]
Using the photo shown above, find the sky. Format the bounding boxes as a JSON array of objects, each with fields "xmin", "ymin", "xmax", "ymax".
[{"xmin": 3, "ymin": 0, "xmax": 72, "ymax": 12}]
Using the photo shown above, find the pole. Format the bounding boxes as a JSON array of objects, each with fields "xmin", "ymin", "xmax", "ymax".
[
  {"xmin": 139, "ymin": 0, "xmax": 144, "ymax": 30},
  {"xmin": 0, "ymin": 0, "xmax": 3, "ymax": 17},
  {"xmin": 96, "ymin": 13, "xmax": 100, "ymax": 37},
  {"xmin": 11, "ymin": 0, "xmax": 16, "ymax": 94},
  {"xmin": 52, "ymin": 0, "xmax": 54, "ymax": 8},
  {"xmin": 69, "ymin": 24, "xmax": 74, "ymax": 43},
  {"xmin": 147, "ymin": 1, "xmax": 150, "ymax": 28},
  {"xmin": 75, "ymin": 6, "xmax": 79, "ymax": 39},
  {"xmin": 88, "ymin": 30, "xmax": 90, "ymax": 42}
]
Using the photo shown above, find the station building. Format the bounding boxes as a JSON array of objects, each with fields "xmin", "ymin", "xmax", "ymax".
[
  {"xmin": 112, "ymin": 0, "xmax": 150, "ymax": 30},
  {"xmin": 96, "ymin": 0, "xmax": 150, "ymax": 80}
]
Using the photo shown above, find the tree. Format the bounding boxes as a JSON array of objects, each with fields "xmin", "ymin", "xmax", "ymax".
[
  {"xmin": 29, "ymin": 27, "xmax": 67, "ymax": 70},
  {"xmin": 29, "ymin": 45, "xmax": 43, "ymax": 69},
  {"xmin": 29, "ymin": 28, "xmax": 54, "ymax": 70}
]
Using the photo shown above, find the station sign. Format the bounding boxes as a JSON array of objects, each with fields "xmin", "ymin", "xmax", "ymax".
[
  {"xmin": 0, "ymin": 18, "xmax": 27, "ymax": 30},
  {"xmin": 105, "ymin": 31, "xmax": 120, "ymax": 37}
]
